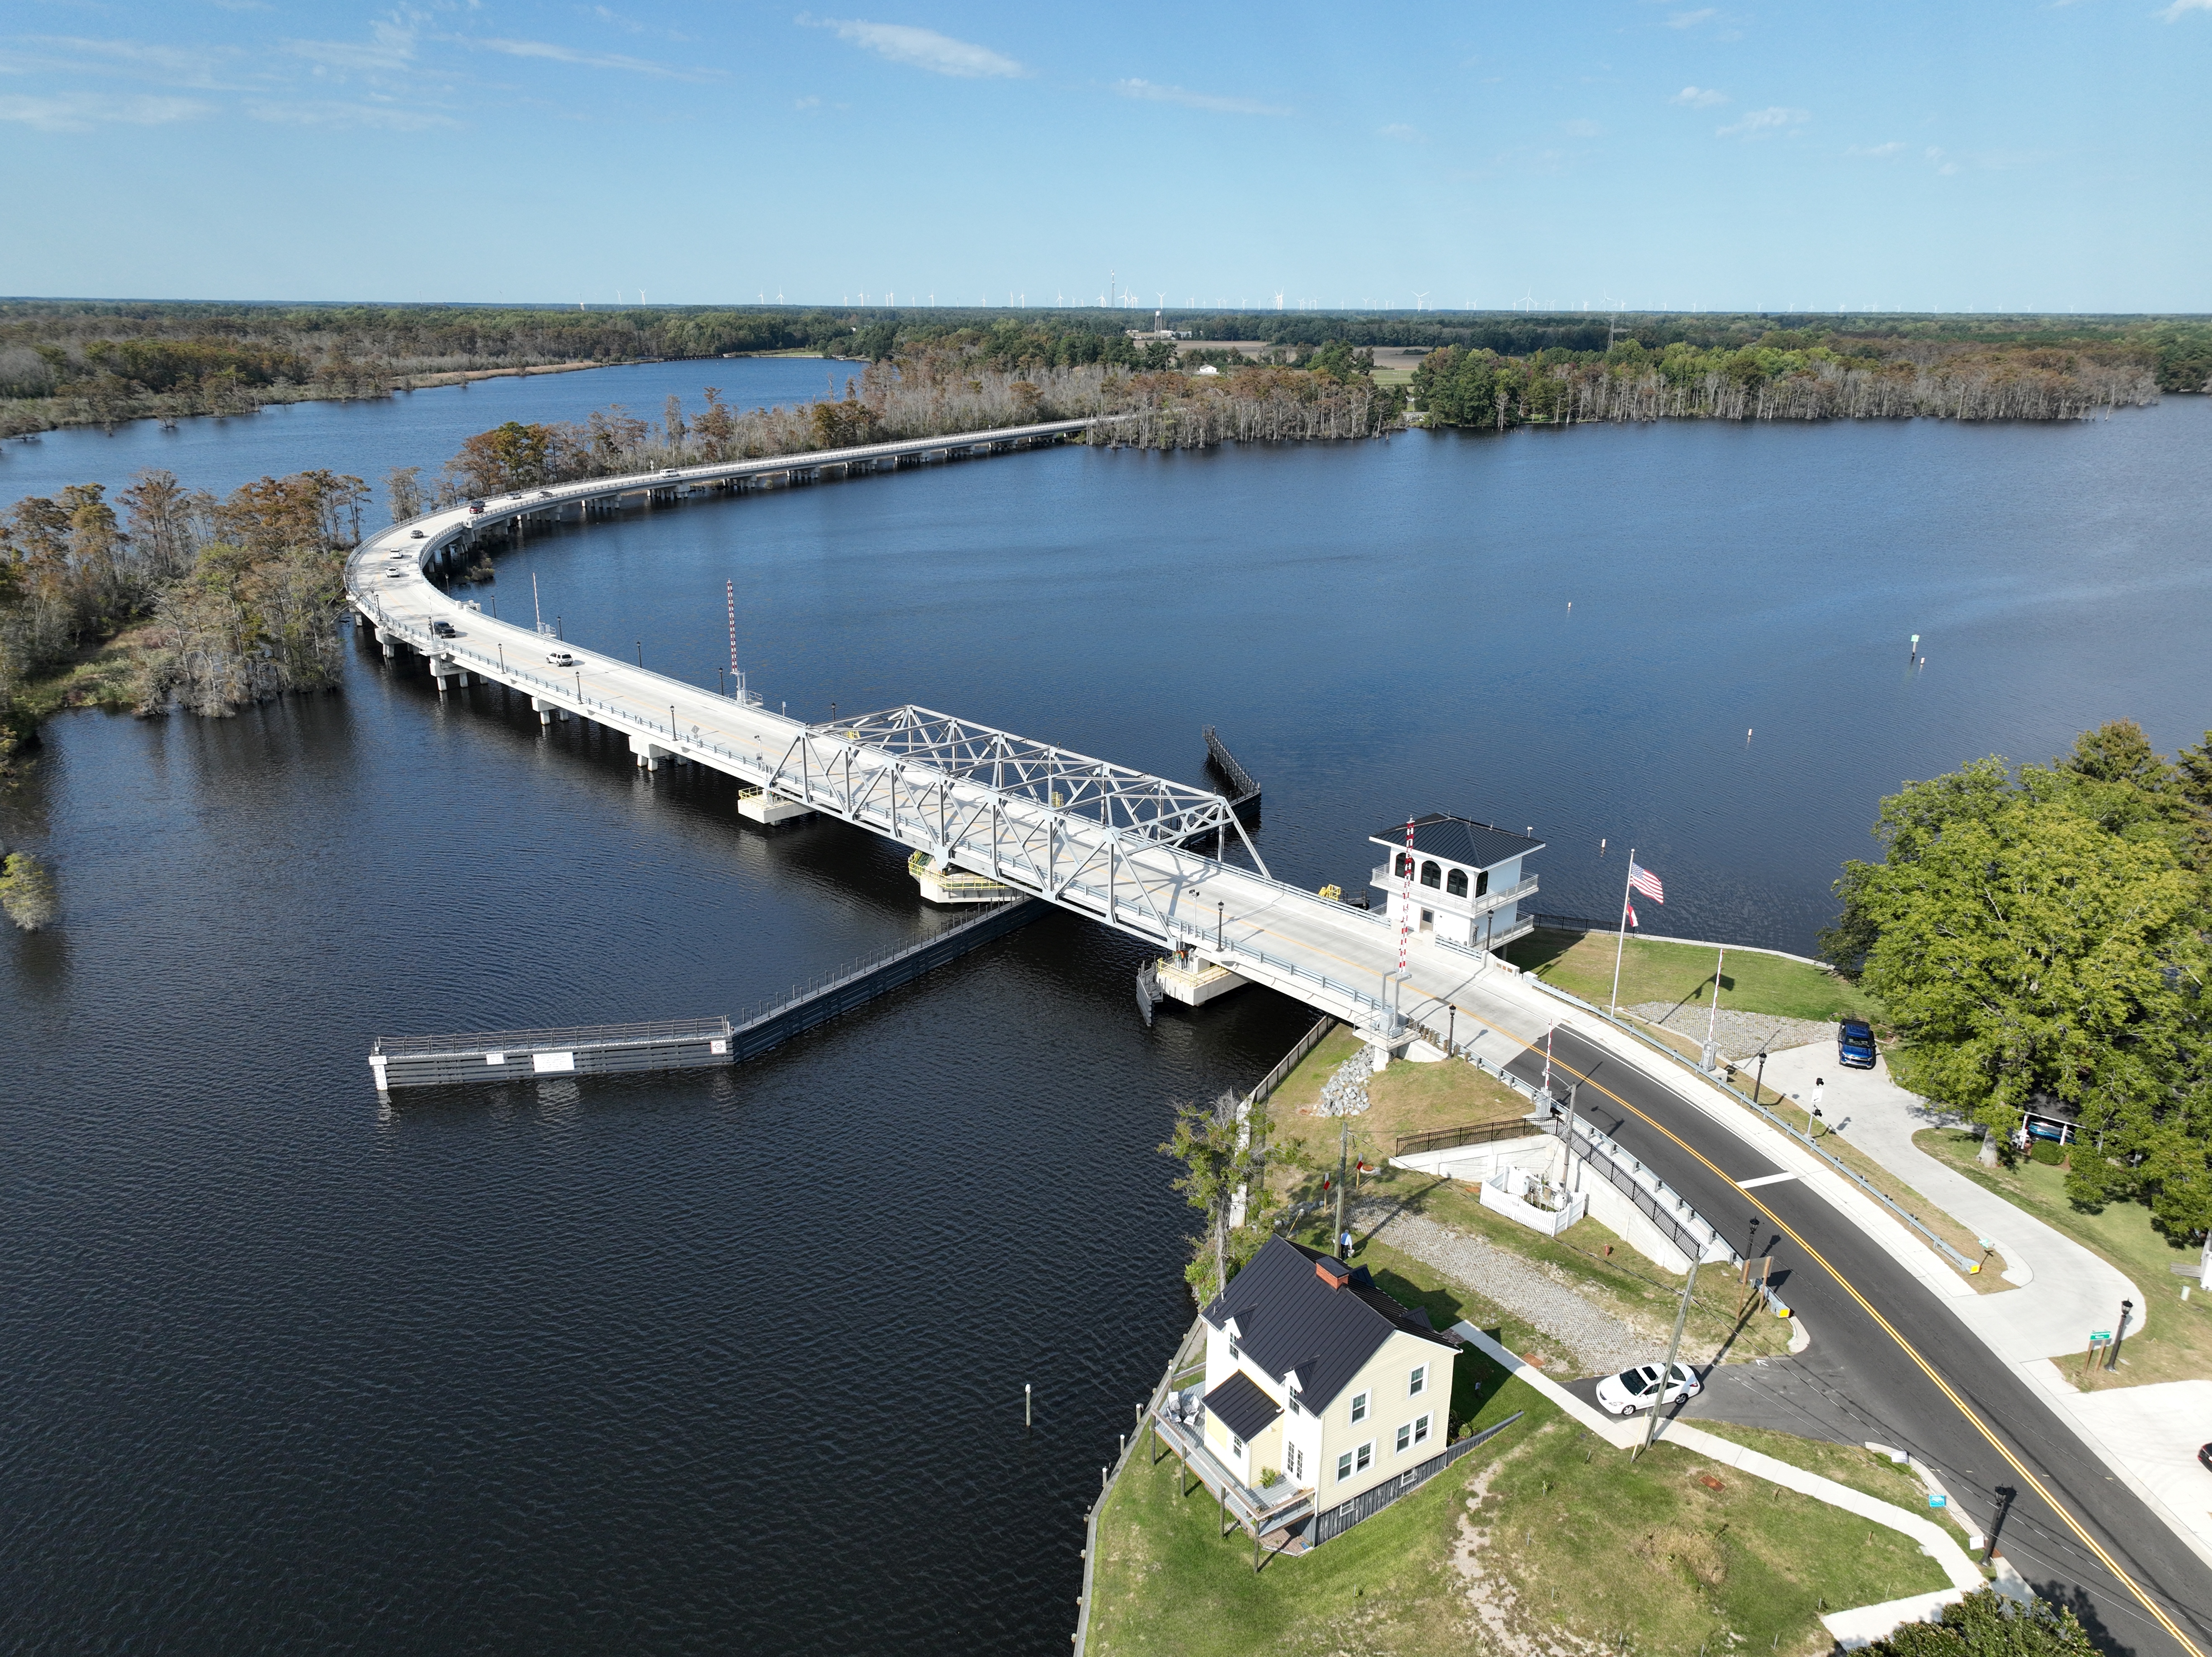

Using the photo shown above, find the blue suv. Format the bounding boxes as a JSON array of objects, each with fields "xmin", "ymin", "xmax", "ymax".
[{"xmin": 1838, "ymin": 1019, "xmax": 1877, "ymax": 1069}]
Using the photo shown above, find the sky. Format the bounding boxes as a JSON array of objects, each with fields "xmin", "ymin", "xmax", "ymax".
[{"xmin": 3, "ymin": 1, "xmax": 2208, "ymax": 313}]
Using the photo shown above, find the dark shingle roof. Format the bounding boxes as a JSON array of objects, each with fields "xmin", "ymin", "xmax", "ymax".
[
  {"xmin": 1201, "ymin": 1237, "xmax": 1454, "ymax": 1411},
  {"xmin": 1202, "ymin": 1370, "xmax": 1283, "ymax": 1441},
  {"xmin": 1368, "ymin": 813, "xmax": 1544, "ymax": 870}
]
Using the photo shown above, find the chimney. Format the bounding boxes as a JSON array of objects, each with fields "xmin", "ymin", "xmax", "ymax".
[{"xmin": 1315, "ymin": 1257, "xmax": 1351, "ymax": 1290}]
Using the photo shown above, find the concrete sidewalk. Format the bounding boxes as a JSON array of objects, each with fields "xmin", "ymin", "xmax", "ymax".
[
  {"xmin": 1755, "ymin": 1043, "xmax": 2212, "ymax": 1568},
  {"xmin": 1756, "ymin": 1043, "xmax": 2143, "ymax": 1366}
]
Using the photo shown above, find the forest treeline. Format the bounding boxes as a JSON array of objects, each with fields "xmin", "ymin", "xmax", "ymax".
[
  {"xmin": 5, "ymin": 299, "xmax": 2206, "ymax": 438},
  {"xmin": 425, "ymin": 344, "xmax": 1403, "ymax": 498},
  {"xmin": 0, "ymin": 466, "xmax": 365, "ymax": 769},
  {"xmin": 1411, "ymin": 334, "xmax": 2158, "ymax": 428}
]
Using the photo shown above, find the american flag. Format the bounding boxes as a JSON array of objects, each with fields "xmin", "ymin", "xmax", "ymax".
[{"xmin": 1628, "ymin": 861, "xmax": 1665, "ymax": 903}]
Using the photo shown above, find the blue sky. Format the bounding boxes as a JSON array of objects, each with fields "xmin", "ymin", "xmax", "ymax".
[{"xmin": 3, "ymin": 1, "xmax": 2207, "ymax": 312}]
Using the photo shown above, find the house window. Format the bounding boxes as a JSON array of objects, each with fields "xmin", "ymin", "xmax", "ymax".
[
  {"xmin": 1286, "ymin": 1444, "xmax": 1304, "ymax": 1481},
  {"xmin": 1446, "ymin": 869, "xmax": 1468, "ymax": 897},
  {"xmin": 1395, "ymin": 852, "xmax": 1413, "ymax": 878},
  {"xmin": 1476, "ymin": 869, "xmax": 1490, "ymax": 897},
  {"xmin": 1409, "ymin": 1364, "xmax": 1426, "ymax": 1397},
  {"xmin": 1396, "ymin": 1422, "xmax": 1412, "ymax": 1453},
  {"xmin": 1230, "ymin": 1435, "xmax": 1245, "ymax": 1458},
  {"xmin": 1350, "ymin": 1391, "xmax": 1368, "ymax": 1424},
  {"xmin": 1228, "ymin": 1340, "xmax": 1240, "ymax": 1362},
  {"xmin": 1336, "ymin": 1443, "xmax": 1373, "ymax": 1482},
  {"xmin": 1420, "ymin": 859, "xmax": 1442, "ymax": 888},
  {"xmin": 1336, "ymin": 1450, "xmax": 1353, "ymax": 1482},
  {"xmin": 1415, "ymin": 1412, "xmax": 1432, "ymax": 1447}
]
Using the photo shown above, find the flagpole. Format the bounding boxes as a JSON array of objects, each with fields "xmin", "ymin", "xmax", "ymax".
[
  {"xmin": 1701, "ymin": 944, "xmax": 1725, "ymax": 1072},
  {"xmin": 1610, "ymin": 848, "xmax": 1635, "ymax": 1017}
]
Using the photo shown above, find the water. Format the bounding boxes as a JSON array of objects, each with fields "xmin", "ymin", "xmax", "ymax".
[{"xmin": 6, "ymin": 368, "xmax": 2209, "ymax": 1652}]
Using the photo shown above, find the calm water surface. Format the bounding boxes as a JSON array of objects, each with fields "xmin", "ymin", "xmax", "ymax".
[{"xmin": 5, "ymin": 368, "xmax": 2208, "ymax": 1652}]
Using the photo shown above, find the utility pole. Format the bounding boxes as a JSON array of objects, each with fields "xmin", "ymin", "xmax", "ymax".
[
  {"xmin": 1336, "ymin": 1116, "xmax": 1350, "ymax": 1260},
  {"xmin": 1701, "ymin": 944, "xmax": 1726, "ymax": 1072},
  {"xmin": 1643, "ymin": 1254, "xmax": 1702, "ymax": 1455}
]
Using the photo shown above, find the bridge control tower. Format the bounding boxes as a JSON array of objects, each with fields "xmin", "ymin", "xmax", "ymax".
[{"xmin": 1369, "ymin": 814, "xmax": 1542, "ymax": 958}]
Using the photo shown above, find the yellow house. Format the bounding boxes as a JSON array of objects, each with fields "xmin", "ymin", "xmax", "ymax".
[{"xmin": 1199, "ymin": 1236, "xmax": 1460, "ymax": 1531}]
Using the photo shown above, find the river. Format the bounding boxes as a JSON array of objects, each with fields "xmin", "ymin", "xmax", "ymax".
[{"xmin": 3, "ymin": 366, "xmax": 2207, "ymax": 1652}]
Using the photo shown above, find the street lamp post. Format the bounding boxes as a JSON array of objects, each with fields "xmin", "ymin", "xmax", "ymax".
[{"xmin": 2108, "ymin": 1298, "xmax": 2134, "ymax": 1370}]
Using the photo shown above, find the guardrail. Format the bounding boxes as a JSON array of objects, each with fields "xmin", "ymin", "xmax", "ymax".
[
  {"xmin": 1389, "ymin": 1022, "xmax": 1738, "ymax": 1269},
  {"xmin": 1519, "ymin": 975, "xmax": 1983, "ymax": 1275}
]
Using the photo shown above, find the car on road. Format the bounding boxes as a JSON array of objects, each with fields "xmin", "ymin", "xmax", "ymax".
[
  {"xmin": 546, "ymin": 650, "xmax": 579, "ymax": 667},
  {"xmin": 2199, "ymin": 1442, "xmax": 2212, "ymax": 1473},
  {"xmin": 1838, "ymin": 1019, "xmax": 1878, "ymax": 1069},
  {"xmin": 1594, "ymin": 1361, "xmax": 1702, "ymax": 1416},
  {"xmin": 661, "ymin": 467, "xmax": 680, "ymax": 476},
  {"xmin": 409, "ymin": 529, "xmax": 426, "ymax": 539},
  {"xmin": 430, "ymin": 619, "xmax": 457, "ymax": 638},
  {"xmin": 467, "ymin": 499, "xmax": 487, "ymax": 515}
]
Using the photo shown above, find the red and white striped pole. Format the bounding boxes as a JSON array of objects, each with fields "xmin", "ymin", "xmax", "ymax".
[
  {"xmin": 1392, "ymin": 816, "xmax": 1418, "ymax": 1030},
  {"xmin": 725, "ymin": 579, "xmax": 740, "ymax": 699}
]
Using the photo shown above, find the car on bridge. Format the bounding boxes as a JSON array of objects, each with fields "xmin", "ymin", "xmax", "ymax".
[
  {"xmin": 431, "ymin": 620, "xmax": 458, "ymax": 639},
  {"xmin": 409, "ymin": 529, "xmax": 426, "ymax": 539},
  {"xmin": 1595, "ymin": 1361, "xmax": 1702, "ymax": 1416},
  {"xmin": 1838, "ymin": 1019, "xmax": 1878, "ymax": 1069},
  {"xmin": 546, "ymin": 650, "xmax": 579, "ymax": 667},
  {"xmin": 467, "ymin": 499, "xmax": 486, "ymax": 515}
]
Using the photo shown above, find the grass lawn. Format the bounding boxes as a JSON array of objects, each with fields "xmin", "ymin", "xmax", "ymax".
[
  {"xmin": 1086, "ymin": 1384, "xmax": 1949, "ymax": 1657},
  {"xmin": 1508, "ymin": 929, "xmax": 1879, "ymax": 1024},
  {"xmin": 1266, "ymin": 1026, "xmax": 1529, "ymax": 1171},
  {"xmin": 1915, "ymin": 1130, "xmax": 2212, "ymax": 1388}
]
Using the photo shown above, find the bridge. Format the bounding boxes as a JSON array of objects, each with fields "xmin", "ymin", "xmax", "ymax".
[
  {"xmin": 344, "ymin": 417, "xmax": 1544, "ymax": 1059},
  {"xmin": 343, "ymin": 417, "xmax": 2212, "ymax": 1657}
]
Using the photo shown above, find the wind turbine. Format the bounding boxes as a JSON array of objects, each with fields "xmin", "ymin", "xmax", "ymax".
[{"xmin": 1412, "ymin": 291, "xmax": 1428, "ymax": 311}]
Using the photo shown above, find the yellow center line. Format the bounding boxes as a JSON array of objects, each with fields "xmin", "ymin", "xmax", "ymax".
[
  {"xmin": 1213, "ymin": 907, "xmax": 2198, "ymax": 1649},
  {"xmin": 1411, "ymin": 994, "xmax": 2203, "ymax": 1655}
]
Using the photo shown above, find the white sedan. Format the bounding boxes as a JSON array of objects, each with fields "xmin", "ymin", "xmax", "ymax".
[
  {"xmin": 1595, "ymin": 1361, "xmax": 1703, "ymax": 1416},
  {"xmin": 546, "ymin": 650, "xmax": 579, "ymax": 667}
]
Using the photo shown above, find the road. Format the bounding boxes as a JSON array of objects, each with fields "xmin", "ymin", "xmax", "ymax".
[{"xmin": 1505, "ymin": 1027, "xmax": 2212, "ymax": 1657}]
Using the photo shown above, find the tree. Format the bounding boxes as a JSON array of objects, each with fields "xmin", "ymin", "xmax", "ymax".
[
  {"xmin": 1160, "ymin": 1087, "xmax": 1310, "ymax": 1302},
  {"xmin": 385, "ymin": 465, "xmax": 424, "ymax": 524},
  {"xmin": 1830, "ymin": 730, "xmax": 2212, "ymax": 1236},
  {"xmin": 0, "ymin": 851, "xmax": 58, "ymax": 930},
  {"xmin": 1861, "ymin": 1587, "xmax": 2095, "ymax": 1656}
]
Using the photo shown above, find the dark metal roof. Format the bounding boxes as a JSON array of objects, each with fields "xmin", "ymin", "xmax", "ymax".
[
  {"xmin": 1368, "ymin": 813, "xmax": 1544, "ymax": 870},
  {"xmin": 1202, "ymin": 1369, "xmax": 1283, "ymax": 1442},
  {"xmin": 1202, "ymin": 1237, "xmax": 1454, "ymax": 1412}
]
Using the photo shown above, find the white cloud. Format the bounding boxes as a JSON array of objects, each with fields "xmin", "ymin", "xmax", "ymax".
[
  {"xmin": 0, "ymin": 91, "xmax": 209, "ymax": 131},
  {"xmin": 1561, "ymin": 117, "xmax": 1604, "ymax": 137},
  {"xmin": 284, "ymin": 21, "xmax": 418, "ymax": 77},
  {"xmin": 1846, "ymin": 140, "xmax": 1905, "ymax": 157},
  {"xmin": 1380, "ymin": 121, "xmax": 1425, "ymax": 142},
  {"xmin": 1716, "ymin": 105, "xmax": 1809, "ymax": 139},
  {"xmin": 245, "ymin": 98, "xmax": 458, "ymax": 129},
  {"xmin": 460, "ymin": 37, "xmax": 718, "ymax": 79},
  {"xmin": 803, "ymin": 16, "xmax": 1024, "ymax": 78},
  {"xmin": 2159, "ymin": 0, "xmax": 2212, "ymax": 17},
  {"xmin": 1113, "ymin": 78, "xmax": 1289, "ymax": 116},
  {"xmin": 7, "ymin": 36, "xmax": 244, "ymax": 89},
  {"xmin": 1668, "ymin": 8, "xmax": 1718, "ymax": 26},
  {"xmin": 1672, "ymin": 85, "xmax": 1727, "ymax": 107}
]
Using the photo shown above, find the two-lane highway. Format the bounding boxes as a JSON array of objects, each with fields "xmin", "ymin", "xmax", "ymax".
[{"xmin": 1506, "ymin": 1027, "xmax": 2212, "ymax": 1657}]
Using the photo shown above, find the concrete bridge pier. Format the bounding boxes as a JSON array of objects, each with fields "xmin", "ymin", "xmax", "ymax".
[
  {"xmin": 428, "ymin": 657, "xmax": 468, "ymax": 694},
  {"xmin": 631, "ymin": 735, "xmax": 669, "ymax": 769},
  {"xmin": 374, "ymin": 627, "xmax": 400, "ymax": 659},
  {"xmin": 529, "ymin": 695, "xmax": 566, "ymax": 725}
]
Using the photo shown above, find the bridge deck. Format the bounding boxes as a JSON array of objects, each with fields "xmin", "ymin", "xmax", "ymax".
[{"xmin": 344, "ymin": 421, "xmax": 1556, "ymax": 1055}]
